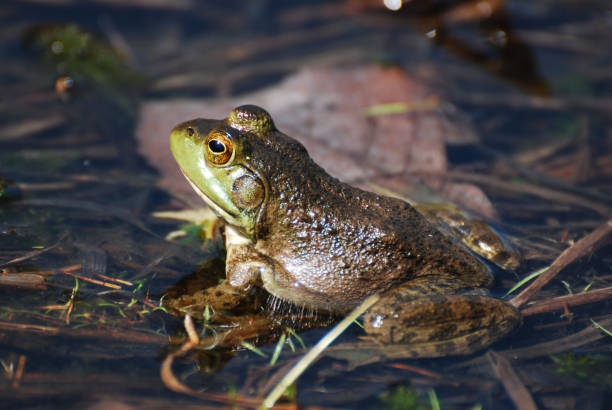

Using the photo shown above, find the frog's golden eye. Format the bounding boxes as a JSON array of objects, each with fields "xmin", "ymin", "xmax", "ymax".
[{"xmin": 205, "ymin": 131, "xmax": 234, "ymax": 166}]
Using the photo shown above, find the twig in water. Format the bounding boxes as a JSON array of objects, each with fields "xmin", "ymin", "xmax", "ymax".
[
  {"xmin": 453, "ymin": 317, "xmax": 612, "ymax": 368},
  {"xmin": 0, "ymin": 231, "xmax": 68, "ymax": 268},
  {"xmin": 11, "ymin": 355, "xmax": 27, "ymax": 389},
  {"xmin": 487, "ymin": 351, "xmax": 537, "ymax": 410},
  {"xmin": 159, "ymin": 315, "xmax": 277, "ymax": 408},
  {"xmin": 61, "ymin": 270, "xmax": 122, "ymax": 290},
  {"xmin": 521, "ymin": 287, "xmax": 612, "ymax": 316},
  {"xmin": 510, "ymin": 219, "xmax": 612, "ymax": 308}
]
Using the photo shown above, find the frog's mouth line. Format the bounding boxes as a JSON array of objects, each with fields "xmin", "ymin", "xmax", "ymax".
[{"xmin": 181, "ymin": 170, "xmax": 239, "ymax": 220}]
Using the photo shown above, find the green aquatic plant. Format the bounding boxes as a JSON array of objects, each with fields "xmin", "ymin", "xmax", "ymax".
[
  {"xmin": 24, "ymin": 23, "xmax": 146, "ymax": 111},
  {"xmin": 0, "ymin": 177, "xmax": 20, "ymax": 201},
  {"xmin": 2, "ymin": 150, "xmax": 80, "ymax": 173},
  {"xmin": 176, "ymin": 222, "xmax": 216, "ymax": 249},
  {"xmin": 379, "ymin": 386, "xmax": 429, "ymax": 410},
  {"xmin": 504, "ymin": 266, "xmax": 548, "ymax": 297},
  {"xmin": 551, "ymin": 352, "xmax": 612, "ymax": 388}
]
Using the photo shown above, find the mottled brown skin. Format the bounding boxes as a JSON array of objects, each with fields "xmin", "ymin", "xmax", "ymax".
[
  {"xmin": 414, "ymin": 203, "xmax": 521, "ymax": 271},
  {"xmin": 169, "ymin": 105, "xmax": 521, "ymax": 357}
]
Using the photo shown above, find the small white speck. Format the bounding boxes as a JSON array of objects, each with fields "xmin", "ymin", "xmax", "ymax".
[
  {"xmin": 478, "ymin": 241, "xmax": 494, "ymax": 254},
  {"xmin": 383, "ymin": 0, "xmax": 402, "ymax": 11},
  {"xmin": 371, "ymin": 314, "xmax": 384, "ymax": 329}
]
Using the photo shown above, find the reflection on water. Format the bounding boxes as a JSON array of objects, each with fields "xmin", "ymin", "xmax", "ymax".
[{"xmin": 0, "ymin": 0, "xmax": 611, "ymax": 408}]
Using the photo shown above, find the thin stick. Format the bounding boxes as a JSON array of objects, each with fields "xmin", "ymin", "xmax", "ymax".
[
  {"xmin": 445, "ymin": 171, "xmax": 611, "ymax": 216},
  {"xmin": 0, "ymin": 320, "xmax": 167, "ymax": 344},
  {"xmin": 160, "ymin": 339, "xmax": 198, "ymax": 395},
  {"xmin": 510, "ymin": 219, "xmax": 612, "ymax": 308},
  {"xmin": 0, "ymin": 231, "xmax": 68, "ymax": 268},
  {"xmin": 487, "ymin": 351, "xmax": 537, "ymax": 410},
  {"xmin": 11, "ymin": 355, "xmax": 27, "ymax": 389},
  {"xmin": 521, "ymin": 287, "xmax": 612, "ymax": 316},
  {"xmin": 94, "ymin": 273, "xmax": 133, "ymax": 286},
  {"xmin": 260, "ymin": 293, "xmax": 380, "ymax": 409},
  {"xmin": 386, "ymin": 363, "xmax": 443, "ymax": 378},
  {"xmin": 62, "ymin": 271, "xmax": 122, "ymax": 290},
  {"xmin": 159, "ymin": 316, "xmax": 280, "ymax": 408}
]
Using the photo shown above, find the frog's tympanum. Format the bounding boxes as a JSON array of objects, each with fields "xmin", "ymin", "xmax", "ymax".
[{"xmin": 170, "ymin": 105, "xmax": 520, "ymax": 357}]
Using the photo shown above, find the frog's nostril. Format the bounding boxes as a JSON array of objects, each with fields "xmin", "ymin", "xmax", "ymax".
[{"xmin": 187, "ymin": 127, "xmax": 195, "ymax": 137}]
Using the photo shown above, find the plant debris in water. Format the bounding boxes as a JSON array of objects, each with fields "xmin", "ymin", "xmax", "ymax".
[
  {"xmin": 0, "ymin": 177, "xmax": 20, "ymax": 202},
  {"xmin": 24, "ymin": 23, "xmax": 146, "ymax": 112},
  {"xmin": 551, "ymin": 352, "xmax": 612, "ymax": 388},
  {"xmin": 0, "ymin": 0, "xmax": 611, "ymax": 408}
]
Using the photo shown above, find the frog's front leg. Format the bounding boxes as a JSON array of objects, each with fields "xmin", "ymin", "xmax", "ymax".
[
  {"xmin": 194, "ymin": 226, "xmax": 273, "ymax": 311},
  {"xmin": 362, "ymin": 278, "xmax": 521, "ymax": 357}
]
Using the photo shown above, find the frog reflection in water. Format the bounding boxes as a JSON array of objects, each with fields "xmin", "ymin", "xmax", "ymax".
[{"xmin": 169, "ymin": 105, "xmax": 521, "ymax": 357}]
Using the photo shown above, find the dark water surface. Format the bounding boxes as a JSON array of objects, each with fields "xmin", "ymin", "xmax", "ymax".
[{"xmin": 1, "ymin": 0, "xmax": 611, "ymax": 408}]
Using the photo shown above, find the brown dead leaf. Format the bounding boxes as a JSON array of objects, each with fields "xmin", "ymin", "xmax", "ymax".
[{"xmin": 136, "ymin": 65, "xmax": 495, "ymax": 217}]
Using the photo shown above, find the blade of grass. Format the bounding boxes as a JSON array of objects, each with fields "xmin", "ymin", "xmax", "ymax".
[
  {"xmin": 428, "ymin": 389, "xmax": 441, "ymax": 410},
  {"xmin": 363, "ymin": 97, "xmax": 440, "ymax": 116},
  {"xmin": 240, "ymin": 341, "xmax": 268, "ymax": 358},
  {"xmin": 591, "ymin": 319, "xmax": 612, "ymax": 337},
  {"xmin": 270, "ymin": 333, "xmax": 287, "ymax": 366},
  {"xmin": 285, "ymin": 327, "xmax": 305, "ymax": 349},
  {"xmin": 504, "ymin": 267, "xmax": 548, "ymax": 297},
  {"xmin": 260, "ymin": 293, "xmax": 380, "ymax": 409}
]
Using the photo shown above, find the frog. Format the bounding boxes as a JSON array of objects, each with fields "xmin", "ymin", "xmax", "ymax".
[{"xmin": 169, "ymin": 105, "xmax": 521, "ymax": 357}]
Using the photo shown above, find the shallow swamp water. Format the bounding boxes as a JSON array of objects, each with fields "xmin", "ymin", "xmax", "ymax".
[{"xmin": 1, "ymin": 0, "xmax": 611, "ymax": 409}]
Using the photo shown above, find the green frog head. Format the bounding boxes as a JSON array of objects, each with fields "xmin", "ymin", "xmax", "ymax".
[{"xmin": 169, "ymin": 105, "xmax": 280, "ymax": 239}]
